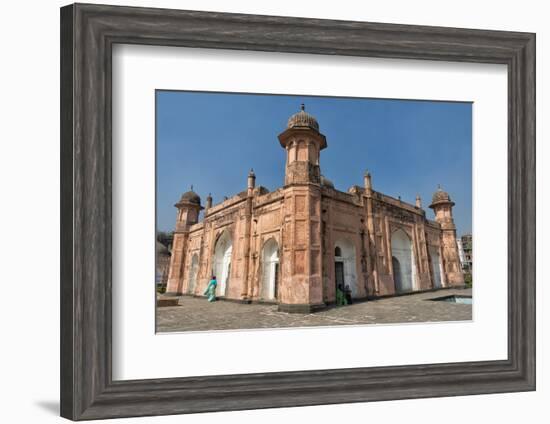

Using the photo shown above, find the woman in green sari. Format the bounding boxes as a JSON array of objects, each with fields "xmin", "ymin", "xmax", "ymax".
[
  {"xmin": 204, "ymin": 276, "xmax": 218, "ymax": 302},
  {"xmin": 336, "ymin": 284, "xmax": 348, "ymax": 306}
]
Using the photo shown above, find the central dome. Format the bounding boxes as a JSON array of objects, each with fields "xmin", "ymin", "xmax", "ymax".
[{"xmin": 287, "ymin": 104, "xmax": 319, "ymax": 132}]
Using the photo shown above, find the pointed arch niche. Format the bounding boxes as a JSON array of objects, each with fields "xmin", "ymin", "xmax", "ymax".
[
  {"xmin": 391, "ymin": 228, "xmax": 416, "ymax": 293},
  {"xmin": 212, "ymin": 230, "xmax": 233, "ymax": 297},
  {"xmin": 429, "ymin": 246, "xmax": 444, "ymax": 289},
  {"xmin": 187, "ymin": 254, "xmax": 199, "ymax": 295},
  {"xmin": 333, "ymin": 238, "xmax": 358, "ymax": 298},
  {"xmin": 260, "ymin": 238, "xmax": 279, "ymax": 301}
]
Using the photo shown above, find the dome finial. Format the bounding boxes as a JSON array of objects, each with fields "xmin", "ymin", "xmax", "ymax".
[
  {"xmin": 190, "ymin": 184, "xmax": 194, "ymax": 191},
  {"xmin": 300, "ymin": 103, "xmax": 305, "ymax": 111}
]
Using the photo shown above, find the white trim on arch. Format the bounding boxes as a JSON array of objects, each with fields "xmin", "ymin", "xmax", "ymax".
[
  {"xmin": 260, "ymin": 238, "xmax": 279, "ymax": 301},
  {"xmin": 188, "ymin": 253, "xmax": 199, "ymax": 295},
  {"xmin": 333, "ymin": 238, "xmax": 358, "ymax": 298},
  {"xmin": 390, "ymin": 228, "xmax": 416, "ymax": 293},
  {"xmin": 429, "ymin": 245, "xmax": 444, "ymax": 289},
  {"xmin": 212, "ymin": 230, "xmax": 233, "ymax": 296}
]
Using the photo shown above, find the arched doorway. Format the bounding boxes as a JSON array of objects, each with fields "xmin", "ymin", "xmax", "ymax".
[
  {"xmin": 429, "ymin": 246, "xmax": 443, "ymax": 289},
  {"xmin": 260, "ymin": 238, "xmax": 279, "ymax": 301},
  {"xmin": 188, "ymin": 254, "xmax": 199, "ymax": 294},
  {"xmin": 391, "ymin": 229, "xmax": 415, "ymax": 293},
  {"xmin": 392, "ymin": 256, "xmax": 402, "ymax": 289},
  {"xmin": 212, "ymin": 230, "xmax": 232, "ymax": 297},
  {"xmin": 334, "ymin": 238, "xmax": 358, "ymax": 298}
]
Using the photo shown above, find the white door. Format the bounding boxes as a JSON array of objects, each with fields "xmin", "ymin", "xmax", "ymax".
[
  {"xmin": 334, "ymin": 239, "xmax": 358, "ymax": 298},
  {"xmin": 188, "ymin": 254, "xmax": 199, "ymax": 294},
  {"xmin": 430, "ymin": 247, "xmax": 443, "ymax": 289},
  {"xmin": 261, "ymin": 239, "xmax": 279, "ymax": 301},
  {"xmin": 213, "ymin": 231, "xmax": 232, "ymax": 296},
  {"xmin": 391, "ymin": 229, "xmax": 414, "ymax": 293}
]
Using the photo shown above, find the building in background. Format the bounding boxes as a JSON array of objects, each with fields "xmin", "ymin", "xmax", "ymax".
[
  {"xmin": 460, "ymin": 233, "xmax": 473, "ymax": 273},
  {"xmin": 156, "ymin": 232, "xmax": 173, "ymax": 289},
  {"xmin": 165, "ymin": 105, "xmax": 465, "ymax": 312},
  {"xmin": 457, "ymin": 239, "xmax": 465, "ymax": 268}
]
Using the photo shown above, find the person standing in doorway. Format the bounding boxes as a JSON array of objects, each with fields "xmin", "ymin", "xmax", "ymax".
[
  {"xmin": 344, "ymin": 284, "xmax": 353, "ymax": 305},
  {"xmin": 204, "ymin": 276, "xmax": 218, "ymax": 302},
  {"xmin": 336, "ymin": 284, "xmax": 347, "ymax": 306}
]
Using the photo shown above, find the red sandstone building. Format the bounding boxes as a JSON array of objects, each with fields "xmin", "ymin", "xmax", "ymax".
[{"xmin": 165, "ymin": 105, "xmax": 464, "ymax": 312}]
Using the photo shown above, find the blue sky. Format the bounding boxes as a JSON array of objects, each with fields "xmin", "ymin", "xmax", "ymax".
[{"xmin": 156, "ymin": 91, "xmax": 472, "ymax": 236}]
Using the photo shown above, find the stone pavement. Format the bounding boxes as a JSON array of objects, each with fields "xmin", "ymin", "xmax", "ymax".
[{"xmin": 156, "ymin": 288, "xmax": 472, "ymax": 333}]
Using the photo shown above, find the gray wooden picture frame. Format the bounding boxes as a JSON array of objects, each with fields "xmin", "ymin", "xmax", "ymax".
[{"xmin": 60, "ymin": 3, "xmax": 536, "ymax": 421}]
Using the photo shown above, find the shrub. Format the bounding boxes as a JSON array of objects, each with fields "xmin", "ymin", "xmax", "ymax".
[{"xmin": 464, "ymin": 273, "xmax": 472, "ymax": 288}]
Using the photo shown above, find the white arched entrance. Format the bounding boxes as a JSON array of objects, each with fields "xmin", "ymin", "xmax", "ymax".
[
  {"xmin": 429, "ymin": 246, "xmax": 443, "ymax": 289},
  {"xmin": 188, "ymin": 254, "xmax": 199, "ymax": 294},
  {"xmin": 212, "ymin": 230, "xmax": 232, "ymax": 297},
  {"xmin": 391, "ymin": 229, "xmax": 415, "ymax": 293},
  {"xmin": 334, "ymin": 238, "xmax": 358, "ymax": 298},
  {"xmin": 260, "ymin": 238, "xmax": 279, "ymax": 301}
]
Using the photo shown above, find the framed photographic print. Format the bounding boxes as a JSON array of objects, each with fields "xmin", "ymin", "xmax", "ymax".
[
  {"xmin": 60, "ymin": 3, "xmax": 535, "ymax": 421},
  {"xmin": 154, "ymin": 91, "xmax": 473, "ymax": 333}
]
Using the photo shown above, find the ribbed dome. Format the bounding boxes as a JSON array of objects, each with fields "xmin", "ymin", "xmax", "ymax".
[
  {"xmin": 320, "ymin": 175, "xmax": 334, "ymax": 188},
  {"xmin": 430, "ymin": 185, "xmax": 454, "ymax": 207},
  {"xmin": 179, "ymin": 189, "xmax": 201, "ymax": 205},
  {"xmin": 287, "ymin": 104, "xmax": 319, "ymax": 132}
]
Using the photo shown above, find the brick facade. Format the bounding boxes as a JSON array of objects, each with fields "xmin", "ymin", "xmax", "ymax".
[{"xmin": 165, "ymin": 105, "xmax": 464, "ymax": 312}]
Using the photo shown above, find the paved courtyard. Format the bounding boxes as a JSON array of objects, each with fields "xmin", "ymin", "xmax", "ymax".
[{"xmin": 156, "ymin": 288, "xmax": 472, "ymax": 333}]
